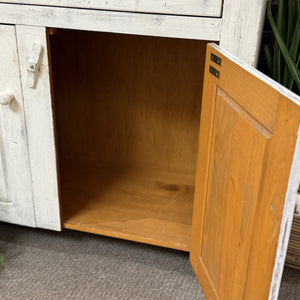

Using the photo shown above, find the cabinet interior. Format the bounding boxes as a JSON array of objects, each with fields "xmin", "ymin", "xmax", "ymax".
[{"xmin": 49, "ymin": 29, "xmax": 207, "ymax": 251}]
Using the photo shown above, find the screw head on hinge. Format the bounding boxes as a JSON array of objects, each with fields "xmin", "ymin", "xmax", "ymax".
[
  {"xmin": 209, "ymin": 65, "xmax": 220, "ymax": 79},
  {"xmin": 211, "ymin": 53, "xmax": 222, "ymax": 66}
]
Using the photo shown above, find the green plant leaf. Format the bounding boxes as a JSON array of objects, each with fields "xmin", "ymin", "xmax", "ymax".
[
  {"xmin": 287, "ymin": 0, "xmax": 300, "ymax": 92},
  {"xmin": 289, "ymin": 54, "xmax": 300, "ymax": 91},
  {"xmin": 288, "ymin": 4, "xmax": 300, "ymax": 62},
  {"xmin": 265, "ymin": 45, "xmax": 273, "ymax": 76},
  {"xmin": 267, "ymin": 0, "xmax": 300, "ymax": 91},
  {"xmin": 283, "ymin": 0, "xmax": 300, "ymax": 87},
  {"xmin": 277, "ymin": 0, "xmax": 286, "ymax": 42},
  {"xmin": 287, "ymin": 0, "xmax": 296, "ymax": 48}
]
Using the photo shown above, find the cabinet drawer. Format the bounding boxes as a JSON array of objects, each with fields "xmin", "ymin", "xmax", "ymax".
[{"xmin": 0, "ymin": 0, "xmax": 223, "ymax": 17}]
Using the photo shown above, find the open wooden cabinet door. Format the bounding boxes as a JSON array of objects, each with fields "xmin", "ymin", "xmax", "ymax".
[{"xmin": 190, "ymin": 44, "xmax": 300, "ymax": 300}]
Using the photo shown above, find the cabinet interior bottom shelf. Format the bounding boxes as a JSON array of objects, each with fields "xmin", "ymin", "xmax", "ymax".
[{"xmin": 61, "ymin": 160, "xmax": 194, "ymax": 251}]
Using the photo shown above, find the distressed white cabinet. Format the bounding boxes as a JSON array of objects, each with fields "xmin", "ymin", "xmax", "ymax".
[
  {"xmin": 0, "ymin": 0, "xmax": 267, "ymax": 65},
  {"xmin": 0, "ymin": 24, "xmax": 60, "ymax": 230},
  {"xmin": 0, "ymin": 0, "xmax": 223, "ymax": 17},
  {"xmin": 0, "ymin": 25, "xmax": 35, "ymax": 227},
  {"xmin": 2, "ymin": 1, "xmax": 298, "ymax": 300},
  {"xmin": 0, "ymin": 0, "xmax": 269, "ymax": 231},
  {"xmin": 16, "ymin": 26, "xmax": 61, "ymax": 231}
]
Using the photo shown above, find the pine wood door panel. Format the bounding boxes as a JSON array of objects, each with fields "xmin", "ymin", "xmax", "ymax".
[
  {"xmin": 202, "ymin": 88, "xmax": 271, "ymax": 299},
  {"xmin": 190, "ymin": 44, "xmax": 300, "ymax": 300},
  {"xmin": 0, "ymin": 25, "xmax": 35, "ymax": 226}
]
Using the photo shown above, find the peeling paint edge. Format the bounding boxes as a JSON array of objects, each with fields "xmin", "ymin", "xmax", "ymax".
[{"xmin": 268, "ymin": 125, "xmax": 300, "ymax": 300}]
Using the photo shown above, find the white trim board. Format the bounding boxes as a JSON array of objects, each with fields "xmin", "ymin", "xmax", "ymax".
[
  {"xmin": 0, "ymin": 4, "xmax": 221, "ymax": 40},
  {"xmin": 0, "ymin": 0, "xmax": 223, "ymax": 17}
]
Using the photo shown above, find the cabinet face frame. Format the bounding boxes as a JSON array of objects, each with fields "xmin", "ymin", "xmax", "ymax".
[
  {"xmin": 15, "ymin": 25, "xmax": 61, "ymax": 231},
  {"xmin": 190, "ymin": 43, "xmax": 300, "ymax": 300},
  {"xmin": 0, "ymin": 0, "xmax": 268, "ymax": 66}
]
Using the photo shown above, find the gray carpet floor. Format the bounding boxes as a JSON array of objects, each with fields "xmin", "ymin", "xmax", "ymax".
[
  {"xmin": 0, "ymin": 222, "xmax": 204, "ymax": 300},
  {"xmin": 0, "ymin": 222, "xmax": 299, "ymax": 300}
]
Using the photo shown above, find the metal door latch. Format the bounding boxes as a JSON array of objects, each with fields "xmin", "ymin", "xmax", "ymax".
[{"xmin": 26, "ymin": 43, "xmax": 43, "ymax": 88}]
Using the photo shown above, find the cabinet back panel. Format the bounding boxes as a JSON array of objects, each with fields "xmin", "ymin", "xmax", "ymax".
[{"xmin": 50, "ymin": 30, "xmax": 206, "ymax": 174}]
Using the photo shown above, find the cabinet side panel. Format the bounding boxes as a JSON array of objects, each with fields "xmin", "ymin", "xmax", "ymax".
[
  {"xmin": 220, "ymin": 0, "xmax": 267, "ymax": 66},
  {"xmin": 16, "ymin": 25, "xmax": 61, "ymax": 230}
]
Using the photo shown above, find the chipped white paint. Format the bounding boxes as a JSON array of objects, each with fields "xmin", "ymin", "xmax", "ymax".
[
  {"xmin": 16, "ymin": 25, "xmax": 61, "ymax": 231},
  {"xmin": 0, "ymin": 91, "xmax": 14, "ymax": 105},
  {"xmin": 0, "ymin": 3, "xmax": 221, "ymax": 41},
  {"xmin": 0, "ymin": 0, "xmax": 223, "ymax": 17},
  {"xmin": 26, "ymin": 42, "xmax": 42, "ymax": 88},
  {"xmin": 295, "ymin": 194, "xmax": 300, "ymax": 216},
  {"xmin": 0, "ymin": 1, "xmax": 268, "ymax": 66},
  {"xmin": 220, "ymin": 0, "xmax": 268, "ymax": 66},
  {"xmin": 269, "ymin": 127, "xmax": 300, "ymax": 300},
  {"xmin": 0, "ymin": 24, "xmax": 35, "ymax": 227}
]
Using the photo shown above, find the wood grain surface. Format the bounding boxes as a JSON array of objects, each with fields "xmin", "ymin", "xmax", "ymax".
[
  {"xmin": 51, "ymin": 30, "xmax": 206, "ymax": 174},
  {"xmin": 50, "ymin": 30, "xmax": 207, "ymax": 250},
  {"xmin": 190, "ymin": 44, "xmax": 300, "ymax": 300},
  {"xmin": 61, "ymin": 159, "xmax": 194, "ymax": 251}
]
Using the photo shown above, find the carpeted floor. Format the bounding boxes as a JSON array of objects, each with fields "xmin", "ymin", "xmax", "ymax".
[
  {"xmin": 0, "ymin": 222, "xmax": 204, "ymax": 300},
  {"xmin": 279, "ymin": 266, "xmax": 300, "ymax": 300},
  {"xmin": 0, "ymin": 222, "xmax": 299, "ymax": 299}
]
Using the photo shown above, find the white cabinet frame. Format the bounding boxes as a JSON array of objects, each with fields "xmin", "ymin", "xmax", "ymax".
[
  {"xmin": 0, "ymin": 0, "xmax": 224, "ymax": 17},
  {"xmin": 15, "ymin": 25, "xmax": 61, "ymax": 230},
  {"xmin": 0, "ymin": 0, "xmax": 267, "ymax": 65}
]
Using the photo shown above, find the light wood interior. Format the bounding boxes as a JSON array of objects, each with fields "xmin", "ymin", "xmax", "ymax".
[{"xmin": 50, "ymin": 29, "xmax": 207, "ymax": 251}]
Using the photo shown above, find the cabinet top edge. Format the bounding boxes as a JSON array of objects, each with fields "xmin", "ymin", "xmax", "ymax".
[
  {"xmin": 0, "ymin": 3, "xmax": 222, "ymax": 41},
  {"xmin": 0, "ymin": 0, "xmax": 223, "ymax": 18}
]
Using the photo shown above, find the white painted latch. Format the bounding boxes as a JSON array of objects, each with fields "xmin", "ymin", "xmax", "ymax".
[
  {"xmin": 26, "ymin": 43, "xmax": 43, "ymax": 88},
  {"xmin": 0, "ymin": 91, "xmax": 14, "ymax": 105}
]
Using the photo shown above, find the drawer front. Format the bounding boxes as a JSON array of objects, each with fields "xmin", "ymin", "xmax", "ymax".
[{"xmin": 0, "ymin": 0, "xmax": 223, "ymax": 17}]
